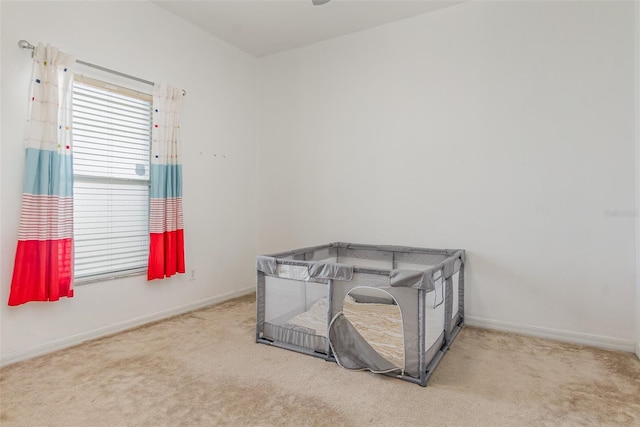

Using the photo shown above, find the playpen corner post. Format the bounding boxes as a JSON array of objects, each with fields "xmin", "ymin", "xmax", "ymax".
[
  {"xmin": 256, "ymin": 270, "xmax": 266, "ymax": 342},
  {"xmin": 458, "ymin": 256, "xmax": 465, "ymax": 325},
  {"xmin": 326, "ymin": 279, "xmax": 334, "ymax": 357},
  {"xmin": 444, "ymin": 274, "xmax": 454, "ymax": 346},
  {"xmin": 418, "ymin": 287, "xmax": 427, "ymax": 386}
]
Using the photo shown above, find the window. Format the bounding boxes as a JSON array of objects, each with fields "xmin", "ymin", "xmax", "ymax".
[{"xmin": 72, "ymin": 77, "xmax": 152, "ymax": 283}]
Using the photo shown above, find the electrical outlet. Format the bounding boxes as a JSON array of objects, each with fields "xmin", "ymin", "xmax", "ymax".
[{"xmin": 189, "ymin": 269, "xmax": 196, "ymax": 281}]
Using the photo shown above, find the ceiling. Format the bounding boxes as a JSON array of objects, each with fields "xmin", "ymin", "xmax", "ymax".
[{"xmin": 153, "ymin": 0, "xmax": 464, "ymax": 57}]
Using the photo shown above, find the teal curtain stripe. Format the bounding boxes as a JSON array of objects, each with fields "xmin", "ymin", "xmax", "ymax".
[
  {"xmin": 23, "ymin": 148, "xmax": 73, "ymax": 197},
  {"xmin": 150, "ymin": 164, "xmax": 183, "ymax": 198}
]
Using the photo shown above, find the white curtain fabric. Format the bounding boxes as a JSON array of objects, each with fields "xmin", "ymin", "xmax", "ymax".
[
  {"xmin": 25, "ymin": 43, "xmax": 75, "ymax": 153},
  {"xmin": 152, "ymin": 84, "xmax": 183, "ymax": 166}
]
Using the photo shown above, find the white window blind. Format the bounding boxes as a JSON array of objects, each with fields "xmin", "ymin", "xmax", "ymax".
[{"xmin": 72, "ymin": 79, "xmax": 152, "ymax": 283}]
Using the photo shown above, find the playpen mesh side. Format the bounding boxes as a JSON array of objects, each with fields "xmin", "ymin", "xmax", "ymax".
[
  {"xmin": 260, "ymin": 275, "xmax": 330, "ymax": 354},
  {"xmin": 267, "ymin": 243, "xmax": 453, "ymax": 272}
]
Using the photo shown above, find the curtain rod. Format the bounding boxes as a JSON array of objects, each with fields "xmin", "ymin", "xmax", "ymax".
[{"xmin": 18, "ymin": 40, "xmax": 186, "ymax": 96}]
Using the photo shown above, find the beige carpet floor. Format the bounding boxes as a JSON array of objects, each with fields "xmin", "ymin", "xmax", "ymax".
[{"xmin": 1, "ymin": 294, "xmax": 639, "ymax": 426}]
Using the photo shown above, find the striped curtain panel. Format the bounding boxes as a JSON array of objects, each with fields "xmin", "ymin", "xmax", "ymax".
[
  {"xmin": 9, "ymin": 44, "xmax": 76, "ymax": 306},
  {"xmin": 148, "ymin": 84, "xmax": 185, "ymax": 280}
]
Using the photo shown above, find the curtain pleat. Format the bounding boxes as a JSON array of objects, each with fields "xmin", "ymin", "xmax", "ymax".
[
  {"xmin": 9, "ymin": 43, "xmax": 76, "ymax": 306},
  {"xmin": 148, "ymin": 83, "xmax": 185, "ymax": 280}
]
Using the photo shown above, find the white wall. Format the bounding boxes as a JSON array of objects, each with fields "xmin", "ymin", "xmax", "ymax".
[
  {"xmin": 257, "ymin": 1, "xmax": 637, "ymax": 350},
  {"xmin": 0, "ymin": 1, "xmax": 258, "ymax": 364}
]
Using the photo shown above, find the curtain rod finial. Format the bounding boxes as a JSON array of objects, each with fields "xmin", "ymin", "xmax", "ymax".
[{"xmin": 18, "ymin": 40, "xmax": 35, "ymax": 50}]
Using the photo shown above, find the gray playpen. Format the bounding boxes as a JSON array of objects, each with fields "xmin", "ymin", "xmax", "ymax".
[{"xmin": 256, "ymin": 242, "xmax": 466, "ymax": 386}]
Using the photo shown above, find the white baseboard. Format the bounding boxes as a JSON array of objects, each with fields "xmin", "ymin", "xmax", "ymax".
[
  {"xmin": 465, "ymin": 316, "xmax": 636, "ymax": 353},
  {"xmin": 636, "ymin": 343, "xmax": 640, "ymax": 360},
  {"xmin": 0, "ymin": 286, "xmax": 255, "ymax": 367}
]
